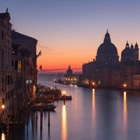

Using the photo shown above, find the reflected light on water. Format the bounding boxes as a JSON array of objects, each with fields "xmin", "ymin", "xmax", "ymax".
[
  {"xmin": 92, "ymin": 89, "xmax": 96, "ymax": 126},
  {"xmin": 62, "ymin": 105, "xmax": 67, "ymax": 140},
  {"xmin": 123, "ymin": 91, "xmax": 127, "ymax": 136},
  {"xmin": 1, "ymin": 133, "xmax": 5, "ymax": 140}
]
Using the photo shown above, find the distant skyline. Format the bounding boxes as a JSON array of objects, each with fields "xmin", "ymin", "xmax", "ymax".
[{"xmin": 1, "ymin": 0, "xmax": 140, "ymax": 73}]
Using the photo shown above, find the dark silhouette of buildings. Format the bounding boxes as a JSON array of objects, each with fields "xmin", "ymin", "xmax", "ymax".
[
  {"xmin": 0, "ymin": 9, "xmax": 14, "ymax": 121},
  {"xmin": 96, "ymin": 30, "xmax": 119, "ymax": 65},
  {"xmin": 121, "ymin": 42, "xmax": 139, "ymax": 62},
  {"xmin": 64, "ymin": 65, "xmax": 79, "ymax": 85},
  {"xmin": 0, "ymin": 9, "xmax": 38, "ymax": 122},
  {"xmin": 12, "ymin": 30, "xmax": 38, "ymax": 112},
  {"xmin": 82, "ymin": 31, "xmax": 140, "ymax": 90}
]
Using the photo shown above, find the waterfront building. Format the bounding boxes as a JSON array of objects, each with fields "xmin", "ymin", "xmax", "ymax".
[
  {"xmin": 0, "ymin": 9, "xmax": 38, "ymax": 122},
  {"xmin": 64, "ymin": 65, "xmax": 79, "ymax": 85},
  {"xmin": 0, "ymin": 9, "xmax": 14, "ymax": 120},
  {"xmin": 120, "ymin": 61, "xmax": 140, "ymax": 89},
  {"xmin": 121, "ymin": 42, "xmax": 139, "ymax": 62},
  {"xmin": 96, "ymin": 30, "xmax": 119, "ymax": 65},
  {"xmin": 12, "ymin": 30, "xmax": 38, "ymax": 108},
  {"xmin": 82, "ymin": 31, "xmax": 140, "ymax": 90},
  {"xmin": 132, "ymin": 74, "xmax": 140, "ymax": 90}
]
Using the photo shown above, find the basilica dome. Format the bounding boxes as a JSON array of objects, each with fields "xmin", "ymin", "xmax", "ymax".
[
  {"xmin": 121, "ymin": 47, "xmax": 131, "ymax": 56},
  {"xmin": 121, "ymin": 42, "xmax": 139, "ymax": 62},
  {"xmin": 96, "ymin": 31, "xmax": 119, "ymax": 65},
  {"xmin": 67, "ymin": 65, "xmax": 73, "ymax": 75},
  {"xmin": 97, "ymin": 42, "xmax": 118, "ymax": 54}
]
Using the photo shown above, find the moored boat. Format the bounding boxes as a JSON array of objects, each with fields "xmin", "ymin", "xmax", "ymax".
[
  {"xmin": 58, "ymin": 95, "xmax": 72, "ymax": 100},
  {"xmin": 31, "ymin": 103, "xmax": 56, "ymax": 111}
]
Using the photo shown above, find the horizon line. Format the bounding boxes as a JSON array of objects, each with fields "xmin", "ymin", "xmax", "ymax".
[{"xmin": 38, "ymin": 67, "xmax": 82, "ymax": 72}]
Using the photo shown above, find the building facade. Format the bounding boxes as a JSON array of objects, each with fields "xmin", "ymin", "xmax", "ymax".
[
  {"xmin": 82, "ymin": 31, "xmax": 140, "ymax": 90},
  {"xmin": 12, "ymin": 31, "xmax": 38, "ymax": 108},
  {"xmin": 96, "ymin": 30, "xmax": 119, "ymax": 65},
  {"xmin": 64, "ymin": 66, "xmax": 79, "ymax": 85},
  {"xmin": 0, "ymin": 10, "xmax": 38, "ymax": 122},
  {"xmin": 0, "ymin": 10, "xmax": 14, "ymax": 120},
  {"xmin": 121, "ymin": 42, "xmax": 139, "ymax": 62}
]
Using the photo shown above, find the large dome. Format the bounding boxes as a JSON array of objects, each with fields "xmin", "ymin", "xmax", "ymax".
[
  {"xmin": 96, "ymin": 31, "xmax": 119, "ymax": 65},
  {"xmin": 97, "ymin": 42, "xmax": 118, "ymax": 54}
]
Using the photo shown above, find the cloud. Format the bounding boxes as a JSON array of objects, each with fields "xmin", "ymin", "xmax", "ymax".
[
  {"xmin": 41, "ymin": 67, "xmax": 81, "ymax": 73},
  {"xmin": 37, "ymin": 44, "xmax": 55, "ymax": 54}
]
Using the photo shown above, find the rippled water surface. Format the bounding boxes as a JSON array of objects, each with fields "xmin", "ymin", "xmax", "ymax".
[{"xmin": 1, "ymin": 79, "xmax": 140, "ymax": 140}]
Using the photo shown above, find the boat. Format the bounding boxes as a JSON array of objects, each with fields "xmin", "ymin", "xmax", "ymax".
[
  {"xmin": 58, "ymin": 95, "xmax": 72, "ymax": 100},
  {"xmin": 54, "ymin": 79, "xmax": 64, "ymax": 84},
  {"xmin": 31, "ymin": 103, "xmax": 56, "ymax": 111}
]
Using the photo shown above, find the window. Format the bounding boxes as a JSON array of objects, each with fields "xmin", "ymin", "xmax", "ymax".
[
  {"xmin": 2, "ymin": 49, "xmax": 4, "ymax": 69},
  {"xmin": 12, "ymin": 60, "xmax": 14, "ymax": 66},
  {"xmin": 15, "ymin": 60, "xmax": 18, "ymax": 70},
  {"xmin": 8, "ymin": 76, "xmax": 10, "ymax": 85},
  {"xmin": 1, "ymin": 30, "xmax": 4, "ymax": 40},
  {"xmin": 17, "ymin": 60, "xmax": 21, "ymax": 73}
]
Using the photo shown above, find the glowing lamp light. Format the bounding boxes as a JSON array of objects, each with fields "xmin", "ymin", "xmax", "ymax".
[
  {"xmin": 123, "ymin": 83, "xmax": 127, "ymax": 88},
  {"xmin": 62, "ymin": 90, "xmax": 66, "ymax": 95},
  {"xmin": 2, "ymin": 105, "xmax": 5, "ymax": 109},
  {"xmin": 1, "ymin": 133, "xmax": 5, "ymax": 140},
  {"xmin": 92, "ymin": 82, "xmax": 95, "ymax": 86}
]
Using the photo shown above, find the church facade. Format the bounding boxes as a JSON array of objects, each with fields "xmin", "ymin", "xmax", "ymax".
[
  {"xmin": 64, "ymin": 65, "xmax": 79, "ymax": 85},
  {"xmin": 82, "ymin": 31, "xmax": 140, "ymax": 90}
]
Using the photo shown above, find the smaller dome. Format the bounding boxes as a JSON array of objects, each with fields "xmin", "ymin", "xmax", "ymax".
[
  {"xmin": 126, "ymin": 41, "xmax": 129, "ymax": 48},
  {"xmin": 67, "ymin": 65, "xmax": 73, "ymax": 75},
  {"xmin": 121, "ymin": 47, "xmax": 131, "ymax": 56},
  {"xmin": 121, "ymin": 42, "xmax": 139, "ymax": 62},
  {"xmin": 135, "ymin": 42, "xmax": 139, "ymax": 49}
]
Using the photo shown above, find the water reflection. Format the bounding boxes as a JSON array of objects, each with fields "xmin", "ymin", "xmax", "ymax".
[
  {"xmin": 1, "ymin": 133, "xmax": 5, "ymax": 140},
  {"xmin": 3, "ymin": 79, "xmax": 140, "ymax": 140},
  {"xmin": 123, "ymin": 91, "xmax": 127, "ymax": 139},
  {"xmin": 48, "ymin": 125, "xmax": 50, "ymax": 140},
  {"xmin": 40, "ymin": 111, "xmax": 43, "ymax": 140},
  {"xmin": 92, "ymin": 89, "xmax": 96, "ymax": 127},
  {"xmin": 62, "ymin": 105, "xmax": 67, "ymax": 140}
]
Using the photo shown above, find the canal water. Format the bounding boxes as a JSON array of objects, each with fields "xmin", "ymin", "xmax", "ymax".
[{"xmin": 1, "ymin": 79, "xmax": 140, "ymax": 140}]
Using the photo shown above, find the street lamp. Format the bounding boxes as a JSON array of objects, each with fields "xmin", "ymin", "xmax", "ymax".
[
  {"xmin": 62, "ymin": 90, "xmax": 66, "ymax": 96},
  {"xmin": 92, "ymin": 82, "xmax": 95, "ymax": 87},
  {"xmin": 1, "ymin": 103, "xmax": 5, "ymax": 124},
  {"xmin": 1, "ymin": 105, "xmax": 5, "ymax": 110},
  {"xmin": 123, "ymin": 83, "xmax": 127, "ymax": 88}
]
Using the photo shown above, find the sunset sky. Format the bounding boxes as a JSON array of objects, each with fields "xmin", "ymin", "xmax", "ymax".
[{"xmin": 1, "ymin": 0, "xmax": 140, "ymax": 73}]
